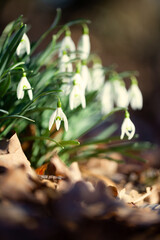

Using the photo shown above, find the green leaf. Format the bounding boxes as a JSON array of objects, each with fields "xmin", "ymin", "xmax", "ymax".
[
  {"xmin": 30, "ymin": 8, "xmax": 62, "ymax": 54},
  {"xmin": 0, "ymin": 73, "xmax": 11, "ymax": 98},
  {"xmin": 59, "ymin": 140, "xmax": 80, "ymax": 146},
  {"xmin": 21, "ymin": 136, "xmax": 64, "ymax": 149},
  {"xmin": 104, "ymin": 155, "xmax": 124, "ymax": 163},
  {"xmin": 0, "ymin": 109, "xmax": 9, "ymax": 114},
  {"xmin": 102, "ymin": 107, "xmax": 127, "ymax": 120},
  {"xmin": 19, "ymin": 89, "xmax": 61, "ymax": 116},
  {"xmin": 55, "ymin": 18, "xmax": 91, "ymax": 40},
  {"xmin": 0, "ymin": 114, "xmax": 35, "ymax": 122},
  {"xmin": 0, "ymin": 15, "xmax": 23, "ymax": 50},
  {"xmin": 0, "ymin": 25, "xmax": 26, "ymax": 77},
  {"xmin": 119, "ymin": 70, "xmax": 139, "ymax": 79}
]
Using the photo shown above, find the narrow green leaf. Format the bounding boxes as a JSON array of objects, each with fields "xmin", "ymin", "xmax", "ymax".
[
  {"xmin": 0, "ymin": 25, "xmax": 26, "ymax": 77},
  {"xmin": 0, "ymin": 109, "xmax": 9, "ymax": 114},
  {"xmin": 59, "ymin": 140, "xmax": 80, "ymax": 146},
  {"xmin": 21, "ymin": 136, "xmax": 64, "ymax": 149},
  {"xmin": 102, "ymin": 107, "xmax": 127, "ymax": 120},
  {"xmin": 55, "ymin": 18, "xmax": 91, "ymax": 41},
  {"xmin": 120, "ymin": 151, "xmax": 146, "ymax": 162},
  {"xmin": 19, "ymin": 89, "xmax": 61, "ymax": 116},
  {"xmin": 0, "ymin": 114, "xmax": 35, "ymax": 122},
  {"xmin": 119, "ymin": 70, "xmax": 139, "ymax": 79},
  {"xmin": 103, "ymin": 155, "xmax": 124, "ymax": 163},
  {"xmin": 0, "ymin": 73, "xmax": 11, "ymax": 98},
  {"xmin": 0, "ymin": 15, "xmax": 23, "ymax": 50},
  {"xmin": 30, "ymin": 8, "xmax": 61, "ymax": 54}
]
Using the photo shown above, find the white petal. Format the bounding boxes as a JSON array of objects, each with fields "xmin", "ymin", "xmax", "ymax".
[
  {"xmin": 60, "ymin": 36, "xmax": 76, "ymax": 58},
  {"xmin": 128, "ymin": 85, "xmax": 143, "ymax": 110},
  {"xmin": 120, "ymin": 129, "xmax": 125, "ymax": 140},
  {"xmin": 81, "ymin": 65, "xmax": 91, "ymax": 90},
  {"xmin": 23, "ymin": 77, "xmax": 33, "ymax": 100},
  {"xmin": 116, "ymin": 85, "xmax": 129, "ymax": 108},
  {"xmin": 80, "ymin": 91, "xmax": 86, "ymax": 108},
  {"xmin": 23, "ymin": 33, "xmax": 30, "ymax": 55},
  {"xmin": 49, "ymin": 110, "xmax": 57, "ymax": 130},
  {"xmin": 61, "ymin": 111, "xmax": 68, "ymax": 131},
  {"xmin": 69, "ymin": 85, "xmax": 83, "ymax": 110},
  {"xmin": 100, "ymin": 81, "xmax": 114, "ymax": 114},
  {"xmin": 56, "ymin": 119, "xmax": 61, "ymax": 130},
  {"xmin": 91, "ymin": 63, "xmax": 105, "ymax": 91},
  {"xmin": 120, "ymin": 117, "xmax": 135, "ymax": 140},
  {"xmin": 59, "ymin": 54, "xmax": 73, "ymax": 72},
  {"xmin": 16, "ymin": 33, "xmax": 30, "ymax": 56},
  {"xmin": 77, "ymin": 34, "xmax": 90, "ymax": 60},
  {"xmin": 69, "ymin": 87, "xmax": 75, "ymax": 110},
  {"xmin": 17, "ymin": 77, "xmax": 25, "ymax": 99}
]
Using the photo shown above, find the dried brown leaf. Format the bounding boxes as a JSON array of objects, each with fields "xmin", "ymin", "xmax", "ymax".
[{"xmin": 0, "ymin": 133, "xmax": 33, "ymax": 175}]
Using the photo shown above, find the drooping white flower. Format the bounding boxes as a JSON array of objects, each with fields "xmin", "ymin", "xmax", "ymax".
[
  {"xmin": 77, "ymin": 25, "xmax": 90, "ymax": 60},
  {"xmin": 59, "ymin": 29, "xmax": 76, "ymax": 59},
  {"xmin": 16, "ymin": 33, "xmax": 30, "ymax": 57},
  {"xmin": 17, "ymin": 73, "xmax": 33, "ymax": 100},
  {"xmin": 80, "ymin": 61, "xmax": 92, "ymax": 91},
  {"xmin": 61, "ymin": 77, "xmax": 72, "ymax": 96},
  {"xmin": 120, "ymin": 111, "xmax": 135, "ymax": 140},
  {"xmin": 100, "ymin": 81, "xmax": 114, "ymax": 115},
  {"xmin": 49, "ymin": 103, "xmax": 68, "ymax": 131},
  {"xmin": 90, "ymin": 62, "xmax": 105, "ymax": 91},
  {"xmin": 128, "ymin": 77, "xmax": 143, "ymax": 110},
  {"xmin": 59, "ymin": 51, "xmax": 73, "ymax": 73},
  {"xmin": 69, "ymin": 80, "xmax": 86, "ymax": 110},
  {"xmin": 113, "ymin": 80, "xmax": 129, "ymax": 108}
]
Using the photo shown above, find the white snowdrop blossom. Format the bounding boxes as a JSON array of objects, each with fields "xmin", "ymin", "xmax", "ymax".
[
  {"xmin": 100, "ymin": 81, "xmax": 114, "ymax": 115},
  {"xmin": 16, "ymin": 33, "xmax": 30, "ymax": 57},
  {"xmin": 17, "ymin": 73, "xmax": 33, "ymax": 100},
  {"xmin": 61, "ymin": 77, "xmax": 72, "ymax": 96},
  {"xmin": 69, "ymin": 80, "xmax": 86, "ymax": 110},
  {"xmin": 128, "ymin": 77, "xmax": 143, "ymax": 110},
  {"xmin": 120, "ymin": 111, "xmax": 135, "ymax": 140},
  {"xmin": 60, "ymin": 30, "xmax": 76, "ymax": 59},
  {"xmin": 59, "ymin": 51, "xmax": 73, "ymax": 73},
  {"xmin": 71, "ymin": 70, "xmax": 85, "ymax": 91},
  {"xmin": 77, "ymin": 34, "xmax": 90, "ymax": 60},
  {"xmin": 49, "ymin": 105, "xmax": 68, "ymax": 131},
  {"xmin": 80, "ymin": 62, "xmax": 92, "ymax": 91},
  {"xmin": 113, "ymin": 80, "xmax": 129, "ymax": 108},
  {"xmin": 90, "ymin": 63, "xmax": 105, "ymax": 91}
]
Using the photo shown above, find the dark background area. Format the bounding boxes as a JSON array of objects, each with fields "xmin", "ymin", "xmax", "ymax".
[{"xmin": 0, "ymin": 0, "xmax": 160, "ymax": 144}]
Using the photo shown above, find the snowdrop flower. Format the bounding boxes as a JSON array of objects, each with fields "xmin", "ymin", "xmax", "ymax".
[
  {"xmin": 114, "ymin": 80, "xmax": 129, "ymax": 108},
  {"xmin": 80, "ymin": 60, "xmax": 92, "ymax": 91},
  {"xmin": 69, "ymin": 80, "xmax": 86, "ymax": 110},
  {"xmin": 120, "ymin": 111, "xmax": 135, "ymax": 140},
  {"xmin": 77, "ymin": 24, "xmax": 90, "ymax": 60},
  {"xmin": 49, "ymin": 101, "xmax": 68, "ymax": 131},
  {"xmin": 60, "ymin": 29, "xmax": 76, "ymax": 59},
  {"xmin": 72, "ymin": 65, "xmax": 85, "ymax": 91},
  {"xmin": 128, "ymin": 76, "xmax": 143, "ymax": 110},
  {"xmin": 16, "ymin": 33, "xmax": 30, "ymax": 57},
  {"xmin": 59, "ymin": 50, "xmax": 73, "ymax": 73},
  {"xmin": 90, "ymin": 62, "xmax": 105, "ymax": 91},
  {"xmin": 100, "ymin": 81, "xmax": 114, "ymax": 115},
  {"xmin": 17, "ymin": 72, "xmax": 33, "ymax": 100},
  {"xmin": 59, "ymin": 51, "xmax": 73, "ymax": 95}
]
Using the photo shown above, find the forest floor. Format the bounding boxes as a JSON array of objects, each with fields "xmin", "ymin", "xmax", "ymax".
[{"xmin": 0, "ymin": 133, "xmax": 160, "ymax": 240}]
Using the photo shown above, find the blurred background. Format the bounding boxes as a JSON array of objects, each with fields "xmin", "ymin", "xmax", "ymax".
[{"xmin": 0, "ymin": 0, "xmax": 160, "ymax": 144}]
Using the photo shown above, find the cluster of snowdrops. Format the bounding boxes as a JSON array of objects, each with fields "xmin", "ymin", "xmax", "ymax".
[{"xmin": 16, "ymin": 23, "xmax": 143, "ymax": 141}]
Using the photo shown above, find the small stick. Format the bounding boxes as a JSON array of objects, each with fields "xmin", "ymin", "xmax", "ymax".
[{"xmin": 38, "ymin": 175, "xmax": 65, "ymax": 181}]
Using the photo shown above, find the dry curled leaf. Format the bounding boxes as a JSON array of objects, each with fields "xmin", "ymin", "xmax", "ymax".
[{"xmin": 0, "ymin": 133, "xmax": 33, "ymax": 175}]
